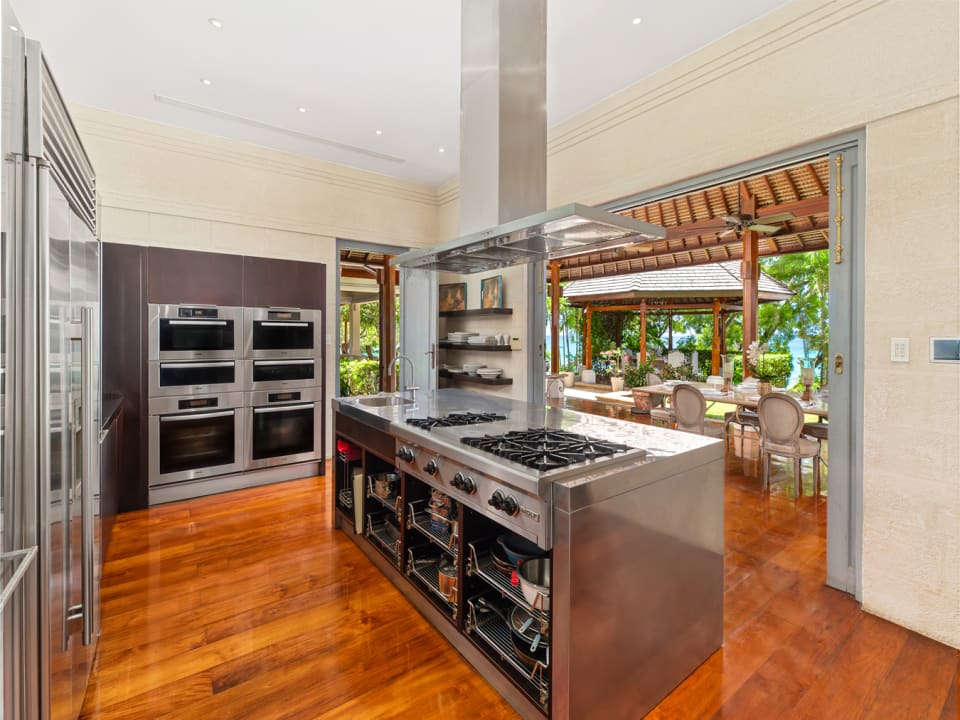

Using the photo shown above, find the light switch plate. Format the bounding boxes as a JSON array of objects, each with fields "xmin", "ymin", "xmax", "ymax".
[
  {"xmin": 510, "ymin": 336, "xmax": 522, "ymax": 351},
  {"xmin": 891, "ymin": 337, "xmax": 909, "ymax": 362}
]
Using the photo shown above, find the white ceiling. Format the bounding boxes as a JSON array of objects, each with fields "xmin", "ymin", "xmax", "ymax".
[{"xmin": 14, "ymin": 0, "xmax": 790, "ymax": 185}]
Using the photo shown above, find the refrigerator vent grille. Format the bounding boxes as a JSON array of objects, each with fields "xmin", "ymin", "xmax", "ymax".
[{"xmin": 41, "ymin": 56, "xmax": 96, "ymax": 234}]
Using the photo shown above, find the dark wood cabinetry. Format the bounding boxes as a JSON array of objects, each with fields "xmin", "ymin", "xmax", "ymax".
[
  {"xmin": 243, "ymin": 256, "xmax": 325, "ymax": 309},
  {"xmin": 146, "ymin": 248, "xmax": 244, "ymax": 306},
  {"xmin": 103, "ymin": 244, "xmax": 327, "ymax": 513}
]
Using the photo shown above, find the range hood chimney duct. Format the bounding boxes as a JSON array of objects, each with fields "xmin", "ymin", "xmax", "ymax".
[{"xmin": 393, "ymin": 0, "xmax": 664, "ymax": 274}]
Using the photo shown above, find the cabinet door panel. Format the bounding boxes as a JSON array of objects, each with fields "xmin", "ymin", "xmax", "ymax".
[{"xmin": 243, "ymin": 256, "xmax": 325, "ymax": 309}]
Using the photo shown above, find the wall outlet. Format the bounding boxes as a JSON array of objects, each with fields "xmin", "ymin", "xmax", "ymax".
[
  {"xmin": 510, "ymin": 336, "xmax": 522, "ymax": 351},
  {"xmin": 890, "ymin": 337, "xmax": 909, "ymax": 363}
]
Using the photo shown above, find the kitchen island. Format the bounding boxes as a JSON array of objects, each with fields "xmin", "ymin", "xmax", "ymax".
[{"xmin": 332, "ymin": 389, "xmax": 723, "ymax": 719}]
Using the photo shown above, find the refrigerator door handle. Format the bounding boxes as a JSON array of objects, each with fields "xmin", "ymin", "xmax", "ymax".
[{"xmin": 80, "ymin": 305, "xmax": 96, "ymax": 646}]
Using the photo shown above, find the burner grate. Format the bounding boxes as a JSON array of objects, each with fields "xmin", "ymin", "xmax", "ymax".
[
  {"xmin": 461, "ymin": 428, "xmax": 632, "ymax": 470},
  {"xmin": 406, "ymin": 412, "xmax": 506, "ymax": 431}
]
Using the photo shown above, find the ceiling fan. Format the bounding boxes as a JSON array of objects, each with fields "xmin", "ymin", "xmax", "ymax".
[{"xmin": 711, "ymin": 211, "xmax": 796, "ymax": 239}]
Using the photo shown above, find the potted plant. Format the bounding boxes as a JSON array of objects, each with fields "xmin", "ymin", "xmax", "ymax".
[
  {"xmin": 599, "ymin": 349, "xmax": 624, "ymax": 391},
  {"xmin": 560, "ymin": 361, "xmax": 576, "ymax": 387},
  {"xmin": 746, "ymin": 340, "xmax": 777, "ymax": 395}
]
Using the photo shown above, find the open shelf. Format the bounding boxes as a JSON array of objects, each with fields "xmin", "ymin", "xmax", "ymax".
[
  {"xmin": 440, "ymin": 308, "xmax": 513, "ymax": 318},
  {"xmin": 439, "ymin": 369, "xmax": 512, "ymax": 386},
  {"xmin": 408, "ymin": 499, "xmax": 458, "ymax": 558},
  {"xmin": 366, "ymin": 514, "xmax": 401, "ymax": 567},
  {"xmin": 407, "ymin": 547, "xmax": 458, "ymax": 620},
  {"xmin": 366, "ymin": 478, "xmax": 401, "ymax": 516},
  {"xmin": 466, "ymin": 541, "xmax": 549, "ymax": 628},
  {"xmin": 466, "ymin": 594, "xmax": 550, "ymax": 708},
  {"xmin": 438, "ymin": 341, "xmax": 513, "ymax": 352}
]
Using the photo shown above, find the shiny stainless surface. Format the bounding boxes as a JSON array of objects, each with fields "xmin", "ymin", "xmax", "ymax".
[
  {"xmin": 148, "ymin": 392, "xmax": 245, "ymax": 487},
  {"xmin": 245, "ymin": 358, "xmax": 317, "ymax": 392},
  {"xmin": 243, "ymin": 306, "xmax": 321, "ymax": 359},
  {"xmin": 357, "ymin": 395, "xmax": 413, "ymax": 408},
  {"xmin": 147, "ymin": 359, "xmax": 245, "ymax": 397},
  {"xmin": 79, "ymin": 307, "xmax": 95, "ymax": 647},
  {"xmin": 148, "ymin": 304, "xmax": 242, "ymax": 361},
  {"xmin": 245, "ymin": 387, "xmax": 322, "ymax": 470},
  {"xmin": 392, "ymin": 203, "xmax": 666, "ymax": 274},
  {"xmin": 552, "ymin": 458, "xmax": 724, "ymax": 719},
  {"xmin": 386, "ymin": 353, "xmax": 416, "ymax": 399}
]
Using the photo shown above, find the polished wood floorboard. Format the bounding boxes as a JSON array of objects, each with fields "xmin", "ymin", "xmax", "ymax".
[{"xmin": 81, "ymin": 414, "xmax": 958, "ymax": 718}]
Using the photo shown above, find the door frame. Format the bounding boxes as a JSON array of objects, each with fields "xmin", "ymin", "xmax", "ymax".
[
  {"xmin": 598, "ymin": 131, "xmax": 866, "ymax": 598},
  {"xmin": 334, "ymin": 239, "xmax": 409, "ymax": 397}
]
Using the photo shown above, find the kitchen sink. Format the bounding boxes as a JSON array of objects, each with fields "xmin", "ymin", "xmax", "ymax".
[{"xmin": 357, "ymin": 395, "xmax": 413, "ymax": 407}]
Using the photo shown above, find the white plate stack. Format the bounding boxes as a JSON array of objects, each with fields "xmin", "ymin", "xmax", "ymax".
[
  {"xmin": 467, "ymin": 335, "xmax": 498, "ymax": 345},
  {"xmin": 476, "ymin": 367, "xmax": 503, "ymax": 379},
  {"xmin": 447, "ymin": 331, "xmax": 478, "ymax": 343}
]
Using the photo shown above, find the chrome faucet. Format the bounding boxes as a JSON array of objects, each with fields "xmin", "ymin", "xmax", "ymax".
[{"xmin": 388, "ymin": 353, "xmax": 418, "ymax": 401}]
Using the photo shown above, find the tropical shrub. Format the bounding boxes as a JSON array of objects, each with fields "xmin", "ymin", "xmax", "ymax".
[{"xmin": 339, "ymin": 358, "xmax": 380, "ymax": 396}]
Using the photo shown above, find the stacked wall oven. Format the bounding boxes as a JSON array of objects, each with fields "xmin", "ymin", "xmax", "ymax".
[
  {"xmin": 147, "ymin": 304, "xmax": 322, "ymax": 503},
  {"xmin": 244, "ymin": 307, "xmax": 323, "ymax": 470}
]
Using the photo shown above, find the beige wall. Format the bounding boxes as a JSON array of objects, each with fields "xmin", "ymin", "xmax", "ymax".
[
  {"xmin": 77, "ymin": 0, "xmax": 959, "ymax": 647},
  {"xmin": 440, "ymin": 0, "xmax": 960, "ymax": 647}
]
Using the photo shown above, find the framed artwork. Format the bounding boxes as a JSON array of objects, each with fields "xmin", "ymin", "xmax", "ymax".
[
  {"xmin": 439, "ymin": 282, "xmax": 467, "ymax": 312},
  {"xmin": 480, "ymin": 275, "xmax": 503, "ymax": 309}
]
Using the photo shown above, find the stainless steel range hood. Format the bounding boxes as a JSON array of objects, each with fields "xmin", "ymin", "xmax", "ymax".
[{"xmin": 393, "ymin": 202, "xmax": 665, "ymax": 274}]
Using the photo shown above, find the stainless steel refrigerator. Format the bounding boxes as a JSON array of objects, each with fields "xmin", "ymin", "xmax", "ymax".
[{"xmin": 2, "ymin": 3, "xmax": 102, "ymax": 718}]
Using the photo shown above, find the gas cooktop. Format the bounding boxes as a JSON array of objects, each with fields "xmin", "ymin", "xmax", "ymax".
[
  {"xmin": 461, "ymin": 428, "xmax": 634, "ymax": 471},
  {"xmin": 405, "ymin": 411, "xmax": 507, "ymax": 431}
]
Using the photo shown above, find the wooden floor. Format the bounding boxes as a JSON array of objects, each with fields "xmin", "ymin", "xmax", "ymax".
[{"xmin": 81, "ymin": 416, "xmax": 958, "ymax": 719}]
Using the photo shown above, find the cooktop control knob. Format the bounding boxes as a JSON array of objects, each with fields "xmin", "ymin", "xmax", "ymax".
[
  {"xmin": 397, "ymin": 446, "xmax": 415, "ymax": 462},
  {"xmin": 500, "ymin": 495, "xmax": 519, "ymax": 516},
  {"xmin": 451, "ymin": 472, "xmax": 476, "ymax": 494},
  {"xmin": 424, "ymin": 459, "xmax": 439, "ymax": 476},
  {"xmin": 488, "ymin": 490, "xmax": 505, "ymax": 510}
]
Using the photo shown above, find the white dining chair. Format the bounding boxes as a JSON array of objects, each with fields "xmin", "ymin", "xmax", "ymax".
[
  {"xmin": 757, "ymin": 393, "xmax": 821, "ymax": 497},
  {"xmin": 673, "ymin": 384, "xmax": 724, "ymax": 437},
  {"xmin": 647, "ymin": 372, "xmax": 676, "ymax": 427}
]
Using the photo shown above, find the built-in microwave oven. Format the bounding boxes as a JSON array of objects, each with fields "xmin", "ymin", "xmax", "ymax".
[
  {"xmin": 148, "ymin": 360, "xmax": 245, "ymax": 397},
  {"xmin": 246, "ymin": 358, "xmax": 318, "ymax": 391},
  {"xmin": 148, "ymin": 392, "xmax": 245, "ymax": 487},
  {"xmin": 244, "ymin": 307, "xmax": 321, "ymax": 359},
  {"xmin": 245, "ymin": 387, "xmax": 322, "ymax": 470},
  {"xmin": 149, "ymin": 304, "xmax": 242, "ymax": 361}
]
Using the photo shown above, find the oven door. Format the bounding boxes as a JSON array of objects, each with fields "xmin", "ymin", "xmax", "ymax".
[
  {"xmin": 246, "ymin": 393, "xmax": 321, "ymax": 469},
  {"xmin": 248, "ymin": 358, "xmax": 317, "ymax": 391},
  {"xmin": 244, "ymin": 307, "xmax": 321, "ymax": 359},
  {"xmin": 149, "ymin": 304, "xmax": 242, "ymax": 361},
  {"xmin": 149, "ymin": 396, "xmax": 244, "ymax": 486},
  {"xmin": 148, "ymin": 360, "xmax": 245, "ymax": 397}
]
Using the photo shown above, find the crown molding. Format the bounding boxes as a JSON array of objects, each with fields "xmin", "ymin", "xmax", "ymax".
[
  {"xmin": 99, "ymin": 188, "xmax": 434, "ymax": 249},
  {"xmin": 73, "ymin": 106, "xmax": 442, "ymax": 207},
  {"xmin": 547, "ymin": 0, "xmax": 884, "ymax": 155}
]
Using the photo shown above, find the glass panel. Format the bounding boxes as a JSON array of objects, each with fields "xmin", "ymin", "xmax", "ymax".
[
  {"xmin": 159, "ymin": 319, "xmax": 234, "ymax": 353},
  {"xmin": 252, "ymin": 321, "xmax": 313, "ymax": 351},
  {"xmin": 252, "ymin": 407, "xmax": 314, "ymax": 460},
  {"xmin": 159, "ymin": 363, "xmax": 235, "ymax": 387},
  {"xmin": 158, "ymin": 413, "xmax": 235, "ymax": 475},
  {"xmin": 252, "ymin": 362, "xmax": 314, "ymax": 383}
]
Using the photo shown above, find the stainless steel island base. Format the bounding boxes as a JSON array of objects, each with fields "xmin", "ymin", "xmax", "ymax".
[
  {"xmin": 551, "ymin": 457, "xmax": 724, "ymax": 718},
  {"xmin": 333, "ymin": 390, "xmax": 724, "ymax": 719}
]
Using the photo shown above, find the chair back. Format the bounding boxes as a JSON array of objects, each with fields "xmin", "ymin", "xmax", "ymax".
[
  {"xmin": 646, "ymin": 372, "xmax": 662, "ymax": 386},
  {"xmin": 673, "ymin": 384, "xmax": 706, "ymax": 434},
  {"xmin": 757, "ymin": 393, "xmax": 804, "ymax": 450}
]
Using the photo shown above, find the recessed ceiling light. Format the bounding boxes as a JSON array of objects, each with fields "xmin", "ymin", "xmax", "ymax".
[
  {"xmin": 200, "ymin": 78, "xmax": 213, "ymax": 86},
  {"xmin": 298, "ymin": 107, "xmax": 307, "ymax": 113},
  {"xmin": 632, "ymin": 17, "xmax": 642, "ymax": 25},
  {"xmin": 438, "ymin": 147, "xmax": 446, "ymax": 153},
  {"xmin": 208, "ymin": 18, "xmax": 223, "ymax": 29},
  {"xmin": 375, "ymin": 130, "xmax": 383, "ymax": 136},
  {"xmin": 9, "ymin": 24, "xmax": 19, "ymax": 32}
]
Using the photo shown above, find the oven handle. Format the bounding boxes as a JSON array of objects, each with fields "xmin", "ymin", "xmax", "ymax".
[
  {"xmin": 160, "ymin": 361, "xmax": 235, "ymax": 369},
  {"xmin": 253, "ymin": 403, "xmax": 315, "ymax": 414},
  {"xmin": 253, "ymin": 359, "xmax": 314, "ymax": 366},
  {"xmin": 259, "ymin": 321, "xmax": 309, "ymax": 327},
  {"xmin": 167, "ymin": 320, "xmax": 228, "ymax": 326},
  {"xmin": 160, "ymin": 410, "xmax": 236, "ymax": 422}
]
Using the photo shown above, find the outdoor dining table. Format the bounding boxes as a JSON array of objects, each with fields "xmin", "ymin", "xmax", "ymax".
[{"xmin": 633, "ymin": 382, "xmax": 830, "ymax": 420}]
